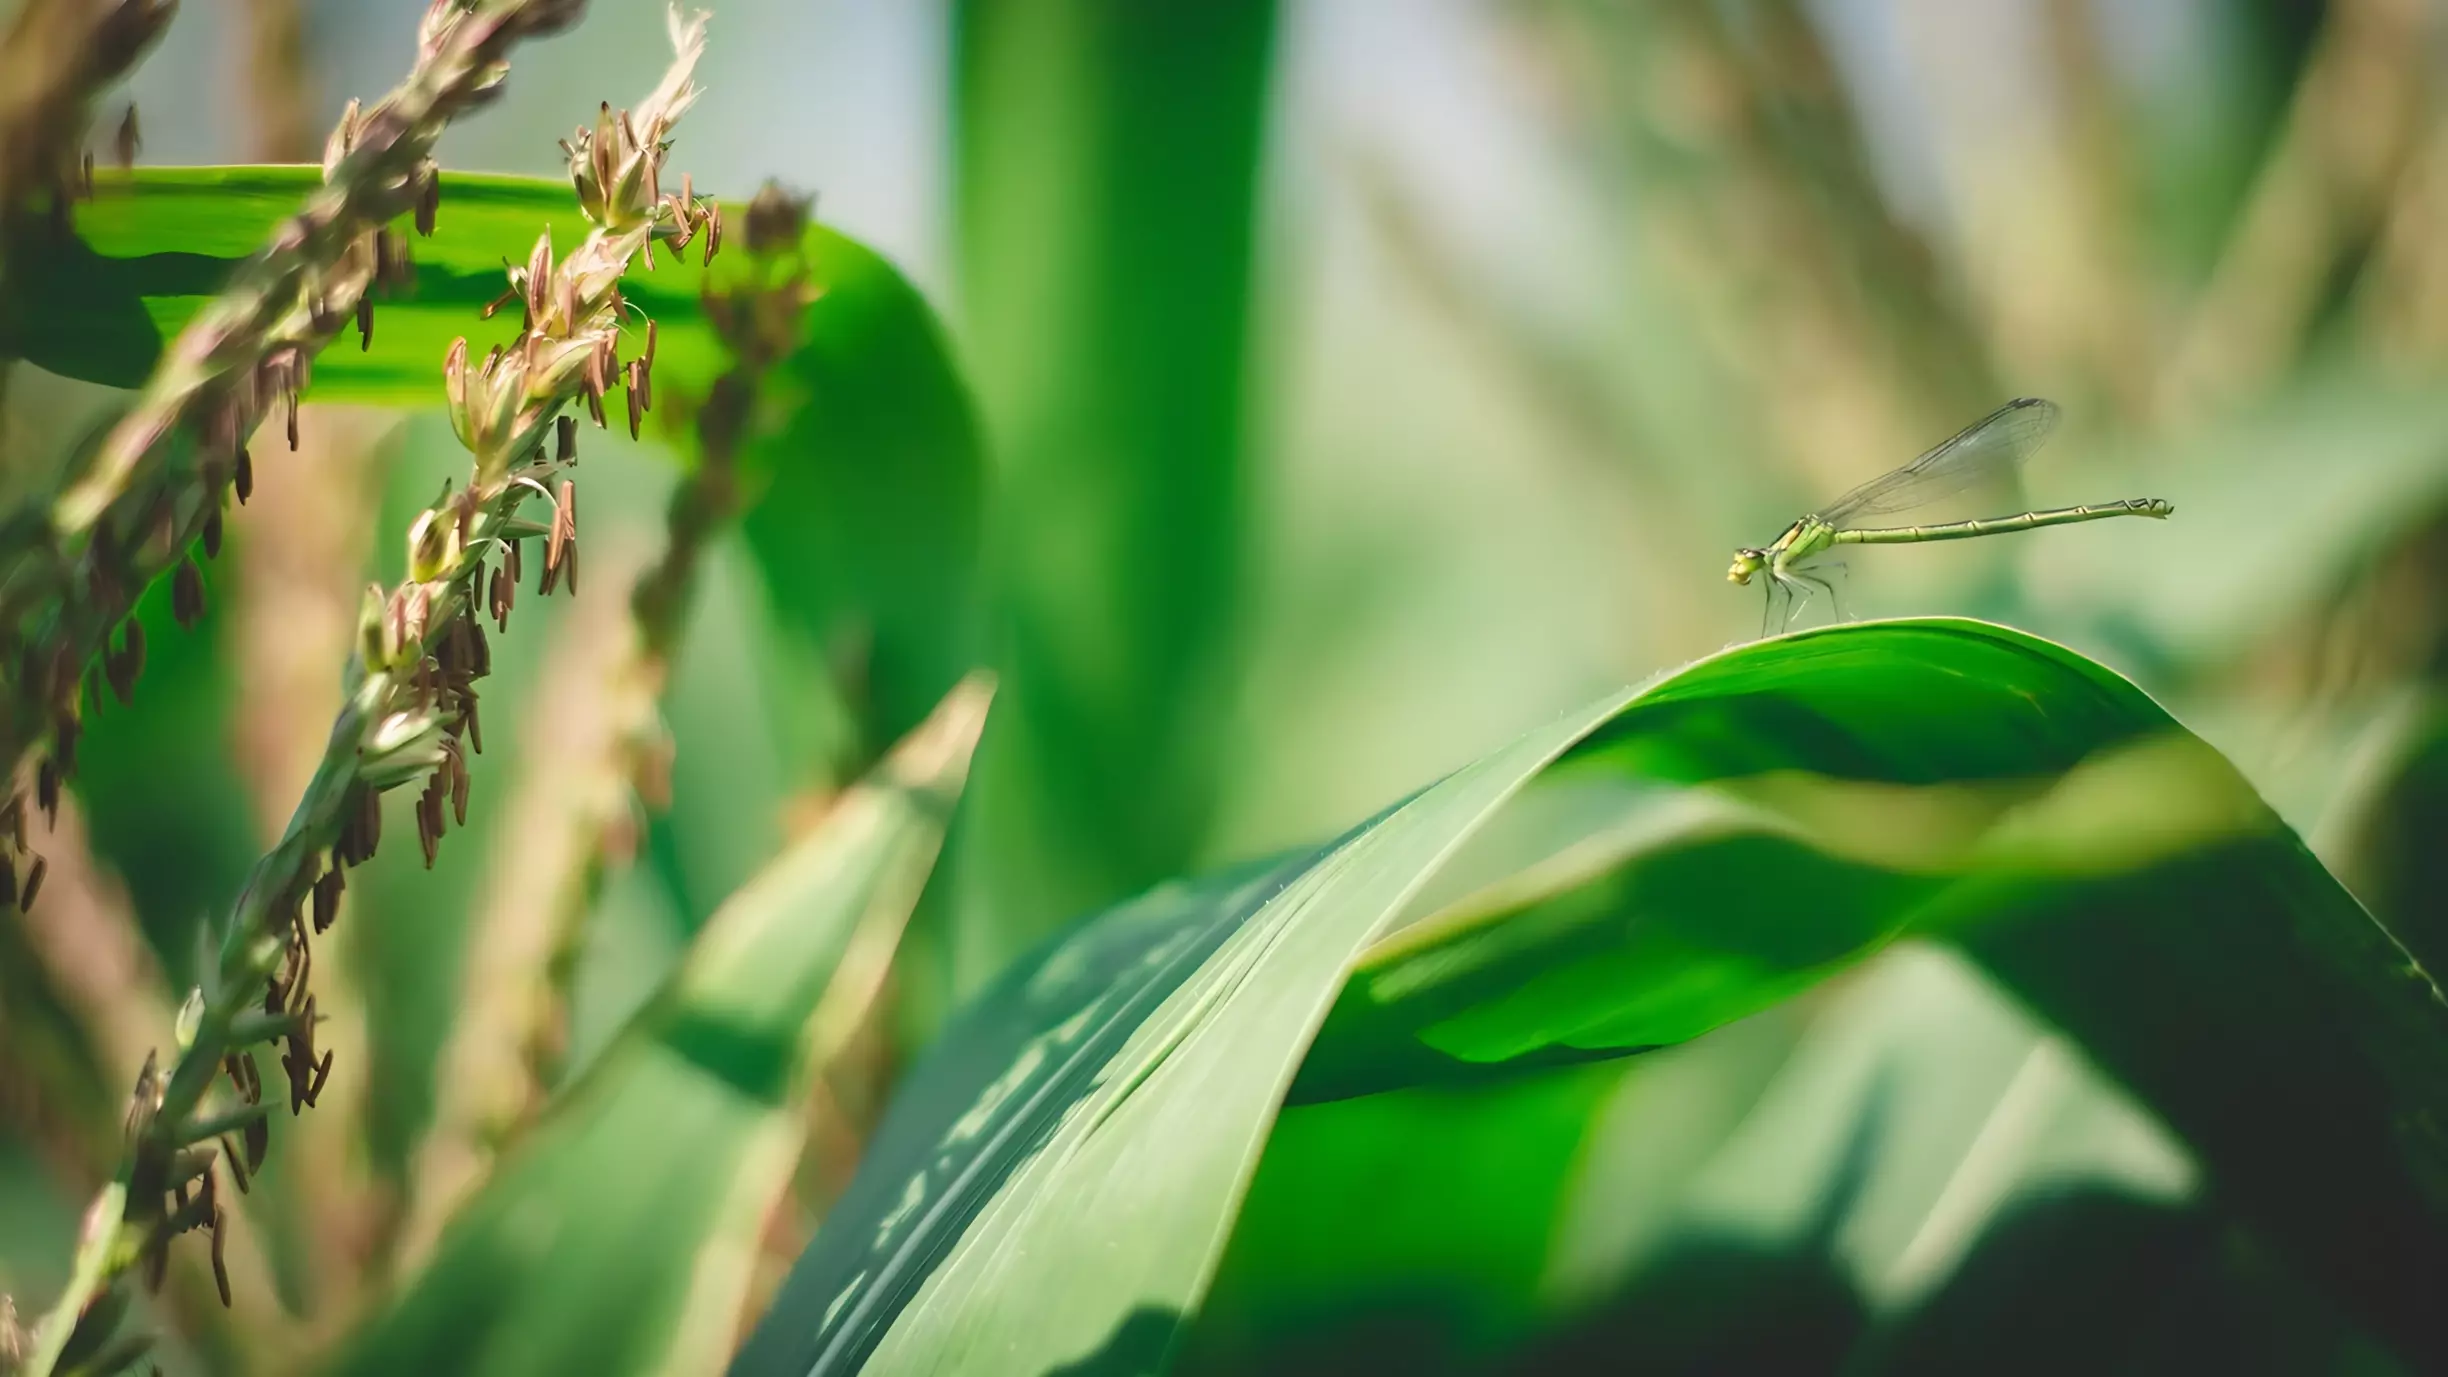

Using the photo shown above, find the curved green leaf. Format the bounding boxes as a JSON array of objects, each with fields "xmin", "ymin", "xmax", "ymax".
[
  {"xmin": 1290, "ymin": 620, "xmax": 2202, "ymax": 1100},
  {"xmin": 1, "ymin": 166, "xmax": 986, "ymax": 760},
  {"xmin": 726, "ymin": 843, "xmax": 1338, "ymax": 1377},
  {"xmin": 1183, "ymin": 947, "xmax": 2388, "ymax": 1374},
  {"xmin": 732, "ymin": 618, "xmax": 2448, "ymax": 1377},
  {"xmin": 732, "ymin": 237, "xmax": 986, "ymax": 750},
  {"xmin": 318, "ymin": 678, "xmax": 991, "ymax": 1377},
  {"xmin": 4, "ymin": 168, "xmax": 760, "ymax": 402},
  {"xmin": 1179, "ymin": 1059, "xmax": 1644, "ymax": 1373}
]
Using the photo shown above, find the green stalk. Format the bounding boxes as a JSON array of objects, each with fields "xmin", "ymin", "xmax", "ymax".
[
  {"xmin": 13, "ymin": 10, "xmax": 726, "ymax": 1371},
  {"xmin": 0, "ymin": 0, "xmax": 591, "ymax": 880},
  {"xmin": 947, "ymin": 0, "xmax": 1279, "ymax": 991}
]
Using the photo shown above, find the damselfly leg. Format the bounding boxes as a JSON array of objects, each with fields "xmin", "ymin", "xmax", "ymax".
[
  {"xmin": 1812, "ymin": 560, "xmax": 1852, "ymax": 622},
  {"xmin": 1774, "ymin": 572, "xmax": 1822, "ymax": 633},
  {"xmin": 1760, "ymin": 578, "xmax": 1791, "ymax": 638}
]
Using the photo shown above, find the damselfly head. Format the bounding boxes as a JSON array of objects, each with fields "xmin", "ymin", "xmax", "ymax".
[{"xmin": 1727, "ymin": 549, "xmax": 1765, "ymax": 585}]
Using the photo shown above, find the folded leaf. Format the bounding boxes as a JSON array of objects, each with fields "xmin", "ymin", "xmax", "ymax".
[{"xmin": 733, "ymin": 618, "xmax": 2448, "ymax": 1376}]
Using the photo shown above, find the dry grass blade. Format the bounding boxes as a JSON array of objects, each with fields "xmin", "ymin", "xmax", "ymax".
[
  {"xmin": 2155, "ymin": 0, "xmax": 2430, "ymax": 419},
  {"xmin": 2353, "ymin": 114, "xmax": 2448, "ymax": 364},
  {"xmin": 227, "ymin": 408, "xmax": 396, "ymax": 838},
  {"xmin": 240, "ymin": 0, "xmax": 316, "ymax": 162},
  {"xmin": 395, "ymin": 533, "xmax": 649, "ymax": 1270}
]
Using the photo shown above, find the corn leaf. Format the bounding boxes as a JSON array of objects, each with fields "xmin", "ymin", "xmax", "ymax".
[{"xmin": 733, "ymin": 619, "xmax": 2448, "ymax": 1376}]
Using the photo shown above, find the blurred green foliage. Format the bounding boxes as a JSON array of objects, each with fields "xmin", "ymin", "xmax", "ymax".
[{"xmin": 8, "ymin": 0, "xmax": 2448, "ymax": 1374}]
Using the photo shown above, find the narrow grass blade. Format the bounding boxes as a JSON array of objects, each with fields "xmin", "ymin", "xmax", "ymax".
[{"xmin": 318, "ymin": 676, "xmax": 992, "ymax": 1377}]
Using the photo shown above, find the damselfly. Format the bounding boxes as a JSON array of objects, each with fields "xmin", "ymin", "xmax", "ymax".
[{"xmin": 1727, "ymin": 398, "xmax": 2170, "ymax": 635}]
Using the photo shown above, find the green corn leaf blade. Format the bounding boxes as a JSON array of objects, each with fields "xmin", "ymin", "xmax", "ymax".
[
  {"xmin": 1288, "ymin": 616, "xmax": 2175, "ymax": 1103},
  {"xmin": 4, "ymin": 167, "xmax": 778, "ymax": 402},
  {"xmin": 1189, "ymin": 947, "xmax": 2388, "ymax": 1373},
  {"xmin": 732, "ymin": 618, "xmax": 2448, "ymax": 1377},
  {"xmin": 730, "ymin": 680, "xmax": 1622, "ymax": 1377},
  {"xmin": 0, "ymin": 166, "xmax": 986, "ymax": 772},
  {"xmin": 1180, "ymin": 1058, "xmax": 1650, "ymax": 1372},
  {"xmin": 317, "ymin": 676, "xmax": 992, "ymax": 1377},
  {"xmin": 724, "ymin": 845, "xmax": 1343, "ymax": 1377},
  {"xmin": 1305, "ymin": 620, "xmax": 2448, "ymax": 1362}
]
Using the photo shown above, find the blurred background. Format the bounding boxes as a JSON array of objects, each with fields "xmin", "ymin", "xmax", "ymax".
[{"xmin": 6, "ymin": 0, "xmax": 2448, "ymax": 1371}]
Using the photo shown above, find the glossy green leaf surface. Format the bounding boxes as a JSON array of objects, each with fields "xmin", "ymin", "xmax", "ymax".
[
  {"xmin": 318, "ymin": 679, "xmax": 990, "ymax": 1377},
  {"xmin": 7, "ymin": 170, "xmax": 687, "ymax": 399},
  {"xmin": 1190, "ymin": 946, "xmax": 2395, "ymax": 1375},
  {"xmin": 5, "ymin": 168, "xmax": 740, "ymax": 401},
  {"xmin": 734, "ymin": 618, "xmax": 2448, "ymax": 1376},
  {"xmin": 1291, "ymin": 620, "xmax": 2206, "ymax": 1101},
  {"xmin": 0, "ymin": 166, "xmax": 986, "ymax": 764}
]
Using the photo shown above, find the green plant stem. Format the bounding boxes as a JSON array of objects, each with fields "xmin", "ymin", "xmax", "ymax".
[
  {"xmin": 949, "ymin": 0, "xmax": 1279, "ymax": 989},
  {"xmin": 19, "ymin": 514, "xmax": 478, "ymax": 1377},
  {"xmin": 9, "ymin": 5, "xmax": 743, "ymax": 1369},
  {"xmin": 0, "ymin": 0, "xmax": 588, "ymax": 851}
]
